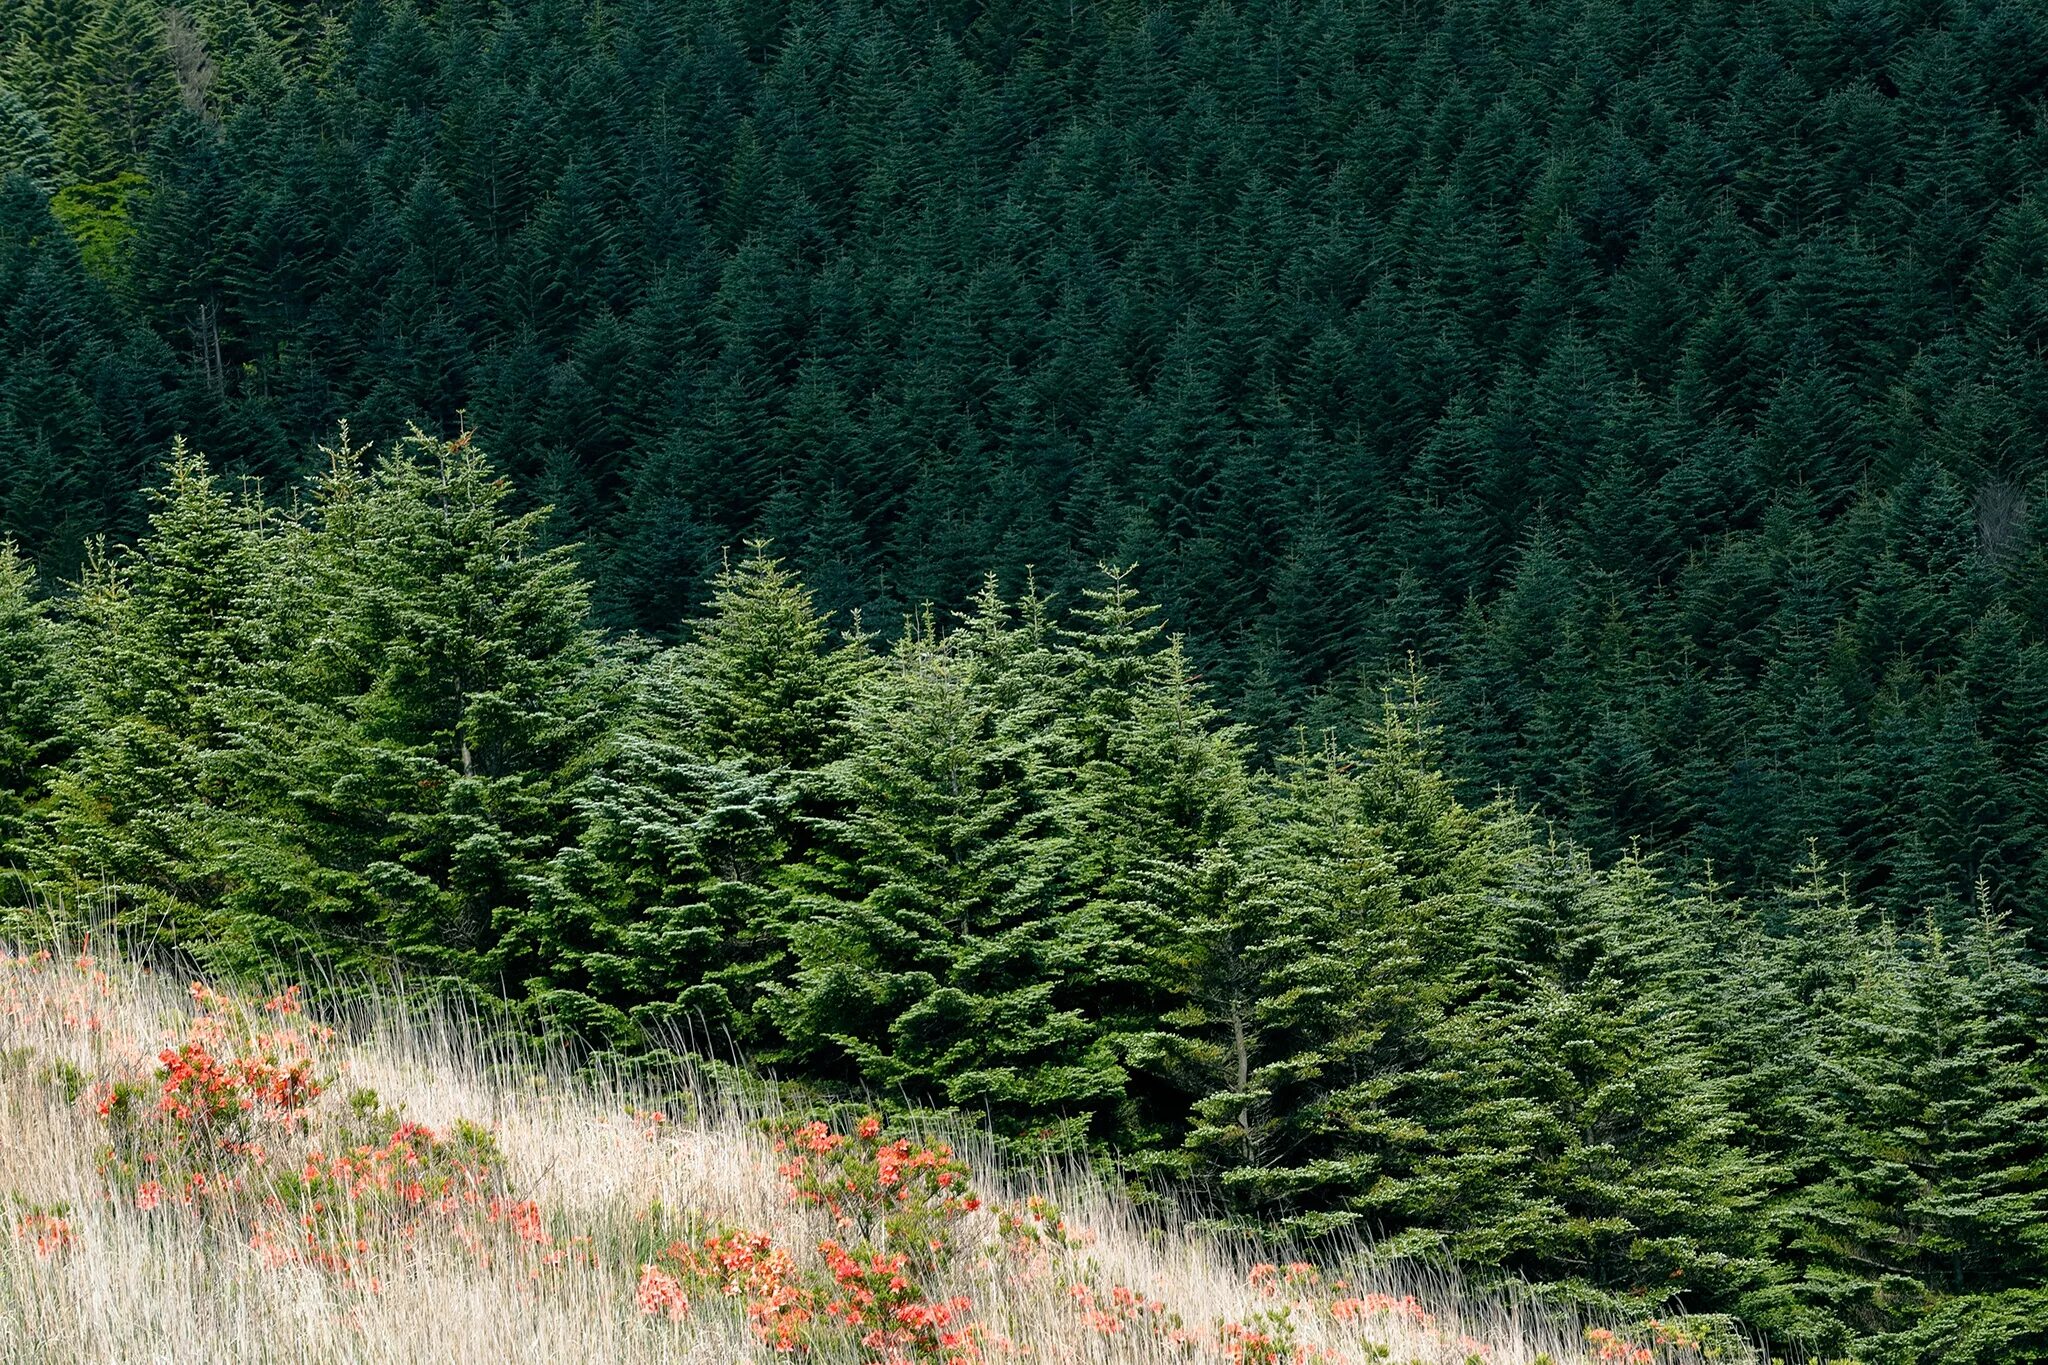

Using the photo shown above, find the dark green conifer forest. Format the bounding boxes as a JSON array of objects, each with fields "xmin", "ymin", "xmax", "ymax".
[{"xmin": 5, "ymin": 0, "xmax": 2048, "ymax": 1358}]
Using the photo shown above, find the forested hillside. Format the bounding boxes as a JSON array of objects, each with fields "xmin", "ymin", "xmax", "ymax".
[
  {"xmin": 6, "ymin": 0, "xmax": 2048, "ymax": 1359},
  {"xmin": 4, "ymin": 441, "xmax": 2047, "ymax": 1361},
  {"xmin": 9, "ymin": 0, "xmax": 2048, "ymax": 930}
]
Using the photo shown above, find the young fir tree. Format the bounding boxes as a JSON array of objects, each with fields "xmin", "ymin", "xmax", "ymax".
[
  {"xmin": 1782, "ymin": 903, "xmax": 2048, "ymax": 1362},
  {"xmin": 526, "ymin": 644, "xmax": 732, "ymax": 1049},
  {"xmin": 670, "ymin": 543, "xmax": 866, "ymax": 774},
  {"xmin": 1235, "ymin": 700, "xmax": 1512, "ymax": 1236},
  {"xmin": 31, "ymin": 440, "xmax": 287, "ymax": 961},
  {"xmin": 1143, "ymin": 729, "xmax": 1427, "ymax": 1233},
  {"xmin": 0, "ymin": 539, "xmax": 65, "ymax": 863},
  {"xmin": 1054, "ymin": 564, "xmax": 1253, "ymax": 1147},
  {"xmin": 0, "ymin": 88, "xmax": 60, "ymax": 190},
  {"xmin": 1393, "ymin": 839, "xmax": 1773, "ymax": 1314},
  {"xmin": 58, "ymin": 0, "xmax": 177, "ymax": 181},
  {"xmin": 538, "ymin": 544, "xmax": 867, "ymax": 1050},
  {"xmin": 774, "ymin": 577, "xmax": 1119, "ymax": 1143},
  {"xmin": 279, "ymin": 431, "xmax": 621, "ymax": 982}
]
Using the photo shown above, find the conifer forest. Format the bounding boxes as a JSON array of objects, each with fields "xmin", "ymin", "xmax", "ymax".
[{"xmin": 4, "ymin": 0, "xmax": 2048, "ymax": 1361}]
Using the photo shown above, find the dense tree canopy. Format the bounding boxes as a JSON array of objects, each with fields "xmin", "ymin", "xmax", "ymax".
[
  {"xmin": 10, "ymin": 0, "xmax": 2048, "ymax": 939},
  {"xmin": 8, "ymin": 0, "xmax": 2048, "ymax": 1357},
  {"xmin": 5, "ymin": 439, "xmax": 2046, "ymax": 1360}
]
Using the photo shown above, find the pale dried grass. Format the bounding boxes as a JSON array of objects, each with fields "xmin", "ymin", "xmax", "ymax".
[{"xmin": 0, "ymin": 944, "xmax": 1724, "ymax": 1365}]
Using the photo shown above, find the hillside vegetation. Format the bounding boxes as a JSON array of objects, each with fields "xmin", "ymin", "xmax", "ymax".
[
  {"xmin": 3, "ymin": 442, "xmax": 2046, "ymax": 1361},
  {"xmin": 8, "ymin": 0, "xmax": 2048, "ymax": 1359},
  {"xmin": 0, "ymin": 942, "xmax": 1694, "ymax": 1365},
  {"xmin": 9, "ymin": 0, "xmax": 2048, "ymax": 937}
]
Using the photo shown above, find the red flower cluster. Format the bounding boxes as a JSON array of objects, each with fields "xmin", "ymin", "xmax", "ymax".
[
  {"xmin": 647, "ymin": 1228, "xmax": 817, "ymax": 1350},
  {"xmin": 1326, "ymin": 1291, "xmax": 1435, "ymax": 1328},
  {"xmin": 488, "ymin": 1198, "xmax": 550, "ymax": 1246},
  {"xmin": 773, "ymin": 1115, "xmax": 979, "ymax": 1268},
  {"xmin": 299, "ymin": 1121, "xmax": 490, "ymax": 1211},
  {"xmin": 637, "ymin": 1263, "xmax": 691, "ymax": 1320},
  {"xmin": 1586, "ymin": 1322, "xmax": 1704, "ymax": 1365},
  {"xmin": 13, "ymin": 1211, "xmax": 75, "ymax": 1258},
  {"xmin": 821, "ymin": 1239, "xmax": 980, "ymax": 1365},
  {"xmin": 155, "ymin": 1041, "xmax": 244, "ymax": 1125},
  {"xmin": 1068, "ymin": 1281, "xmax": 1174, "ymax": 1338},
  {"xmin": 1221, "ymin": 1317, "xmax": 1288, "ymax": 1365},
  {"xmin": 820, "ymin": 1239, "xmax": 913, "ymax": 1317},
  {"xmin": 1587, "ymin": 1328, "xmax": 1656, "ymax": 1365},
  {"xmin": 147, "ymin": 984, "xmax": 326, "ymax": 1148}
]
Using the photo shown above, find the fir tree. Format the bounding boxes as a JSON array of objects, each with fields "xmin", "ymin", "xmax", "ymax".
[
  {"xmin": 671, "ymin": 543, "xmax": 866, "ymax": 774},
  {"xmin": 1397, "ymin": 843, "xmax": 1772, "ymax": 1311},
  {"xmin": 279, "ymin": 430, "xmax": 622, "ymax": 980},
  {"xmin": 0, "ymin": 538, "xmax": 65, "ymax": 861},
  {"xmin": 31, "ymin": 439, "xmax": 286, "ymax": 962},
  {"xmin": 1783, "ymin": 904, "xmax": 2048, "ymax": 1358},
  {"xmin": 539, "ymin": 542, "xmax": 868, "ymax": 1049}
]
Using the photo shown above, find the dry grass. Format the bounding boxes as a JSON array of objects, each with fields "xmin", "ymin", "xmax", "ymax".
[{"xmin": 0, "ymin": 944, "xmax": 1731, "ymax": 1365}]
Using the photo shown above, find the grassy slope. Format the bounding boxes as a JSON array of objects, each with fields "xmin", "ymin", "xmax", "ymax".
[{"xmin": 0, "ymin": 946, "xmax": 1728, "ymax": 1365}]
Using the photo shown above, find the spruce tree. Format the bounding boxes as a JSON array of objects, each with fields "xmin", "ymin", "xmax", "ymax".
[
  {"xmin": 0, "ymin": 538, "xmax": 64, "ymax": 862},
  {"xmin": 32, "ymin": 439, "xmax": 286, "ymax": 961},
  {"xmin": 670, "ymin": 543, "xmax": 866, "ymax": 773},
  {"xmin": 1782, "ymin": 904, "xmax": 2048, "ymax": 1360},
  {"xmin": 59, "ymin": 0, "xmax": 176, "ymax": 181},
  {"xmin": 279, "ymin": 431, "xmax": 621, "ymax": 981}
]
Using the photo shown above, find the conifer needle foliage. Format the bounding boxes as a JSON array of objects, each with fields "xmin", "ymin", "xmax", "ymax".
[
  {"xmin": 4, "ymin": 440, "xmax": 2045, "ymax": 1359},
  {"xmin": 7, "ymin": 0, "xmax": 2048, "ymax": 1357}
]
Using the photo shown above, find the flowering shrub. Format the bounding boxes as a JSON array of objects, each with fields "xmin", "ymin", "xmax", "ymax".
[
  {"xmin": 816, "ymin": 1238, "xmax": 984, "ymax": 1363},
  {"xmin": 80, "ymin": 980, "xmax": 334, "ymax": 1234},
  {"xmin": 12, "ymin": 1208, "xmax": 75, "ymax": 1259},
  {"xmin": 1220, "ymin": 1310, "xmax": 1299, "ymax": 1365},
  {"xmin": 1585, "ymin": 1322, "xmax": 1711, "ymax": 1365},
  {"xmin": 39, "ymin": 967, "xmax": 578, "ymax": 1287},
  {"xmin": 767, "ymin": 1111, "xmax": 993, "ymax": 1361},
  {"xmin": 1062, "ymin": 1273, "xmax": 1336, "ymax": 1363},
  {"xmin": 648, "ymin": 1227, "xmax": 817, "ymax": 1350},
  {"xmin": 634, "ymin": 1220, "xmax": 987, "ymax": 1363},
  {"xmin": 637, "ymin": 1263, "xmax": 692, "ymax": 1320},
  {"xmin": 1587, "ymin": 1329, "xmax": 1655, "ymax": 1365},
  {"xmin": 1067, "ymin": 1281, "xmax": 1181, "ymax": 1340},
  {"xmin": 96, "ymin": 980, "xmax": 330, "ymax": 1173},
  {"xmin": 295, "ymin": 1097, "xmax": 500, "ymax": 1217},
  {"xmin": 155, "ymin": 1037, "xmax": 319, "ymax": 1132},
  {"xmin": 774, "ymin": 1116, "xmax": 980, "ymax": 1265},
  {"xmin": 1052, "ymin": 1259, "xmax": 1496, "ymax": 1365}
]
